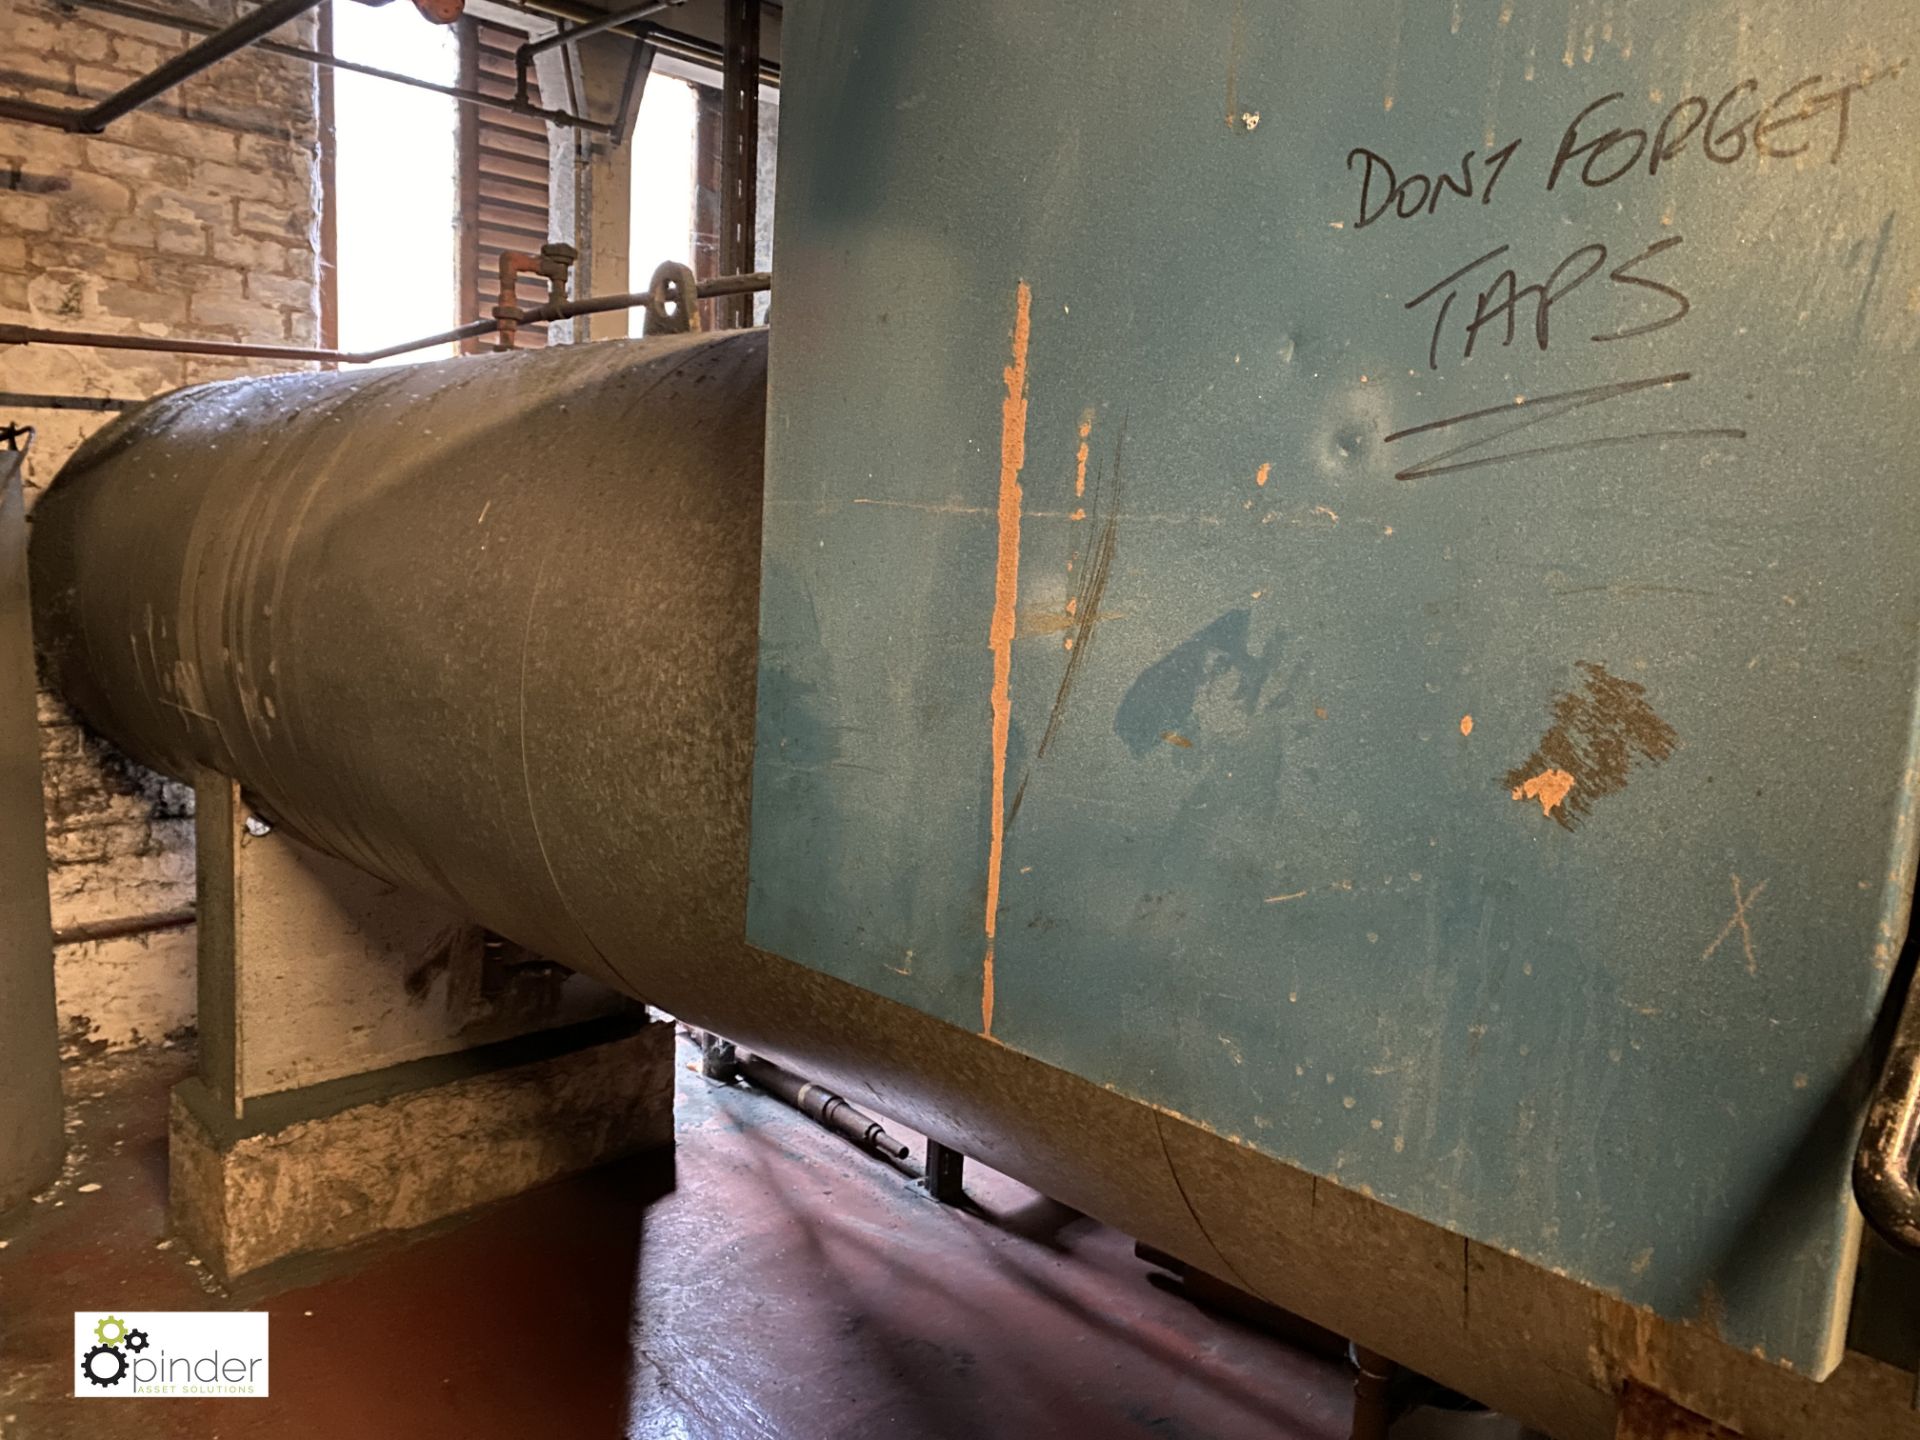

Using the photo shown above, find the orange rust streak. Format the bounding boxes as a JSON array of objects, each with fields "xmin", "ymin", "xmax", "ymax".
[
  {"xmin": 1255, "ymin": 461, "xmax": 1272, "ymax": 487},
  {"xmin": 1075, "ymin": 408, "xmax": 1093, "ymax": 497},
  {"xmin": 982, "ymin": 280, "xmax": 1033, "ymax": 1036}
]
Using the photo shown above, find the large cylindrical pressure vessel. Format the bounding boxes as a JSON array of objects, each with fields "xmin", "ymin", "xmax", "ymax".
[
  {"xmin": 28, "ymin": 331, "xmax": 1278, "ymax": 1313},
  {"xmin": 36, "ymin": 331, "xmax": 767, "ymax": 998}
]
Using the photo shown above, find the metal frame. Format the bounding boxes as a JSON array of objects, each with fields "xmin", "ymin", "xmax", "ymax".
[{"xmin": 0, "ymin": 270, "xmax": 770, "ymax": 365}]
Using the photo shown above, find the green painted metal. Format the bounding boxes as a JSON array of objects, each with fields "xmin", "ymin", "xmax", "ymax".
[
  {"xmin": 0, "ymin": 452, "xmax": 64, "ymax": 1212},
  {"xmin": 748, "ymin": 0, "xmax": 1920, "ymax": 1373}
]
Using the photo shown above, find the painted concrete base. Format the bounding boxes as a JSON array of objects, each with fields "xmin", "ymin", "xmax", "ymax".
[{"xmin": 168, "ymin": 1013, "xmax": 673, "ymax": 1280}]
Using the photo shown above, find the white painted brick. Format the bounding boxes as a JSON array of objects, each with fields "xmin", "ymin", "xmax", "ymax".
[{"xmin": 55, "ymin": 926, "xmax": 196, "ymax": 1052}]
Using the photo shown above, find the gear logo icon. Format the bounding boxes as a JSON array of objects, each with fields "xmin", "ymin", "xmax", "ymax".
[
  {"xmin": 93, "ymin": 1315, "xmax": 127, "ymax": 1346},
  {"xmin": 80, "ymin": 1342, "xmax": 127, "ymax": 1387},
  {"xmin": 124, "ymin": 1328, "xmax": 150, "ymax": 1353}
]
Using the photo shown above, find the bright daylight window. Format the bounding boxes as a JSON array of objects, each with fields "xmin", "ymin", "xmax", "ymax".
[
  {"xmin": 331, "ymin": 4, "xmax": 459, "ymax": 365},
  {"xmin": 630, "ymin": 73, "xmax": 776, "ymax": 325},
  {"xmin": 629, "ymin": 76, "xmax": 699, "ymax": 296}
]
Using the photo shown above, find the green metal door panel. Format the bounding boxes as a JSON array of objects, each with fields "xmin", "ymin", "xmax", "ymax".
[{"xmin": 749, "ymin": 0, "xmax": 1920, "ymax": 1372}]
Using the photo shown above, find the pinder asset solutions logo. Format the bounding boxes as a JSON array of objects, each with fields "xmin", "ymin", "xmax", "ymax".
[{"xmin": 74, "ymin": 1312, "xmax": 269, "ymax": 1397}]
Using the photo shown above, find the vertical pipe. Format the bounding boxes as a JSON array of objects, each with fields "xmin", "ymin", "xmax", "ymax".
[
  {"xmin": 716, "ymin": 0, "xmax": 759, "ymax": 329},
  {"xmin": 0, "ymin": 452, "xmax": 64, "ymax": 1213},
  {"xmin": 317, "ymin": 4, "xmax": 341, "ymax": 359}
]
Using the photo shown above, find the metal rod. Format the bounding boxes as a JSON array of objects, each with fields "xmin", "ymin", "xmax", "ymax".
[
  {"xmin": 0, "ymin": 393, "xmax": 138, "ymax": 412},
  {"xmin": 521, "ymin": 0, "xmax": 679, "ymax": 60},
  {"xmin": 0, "ymin": 0, "xmax": 326, "ymax": 134},
  {"xmin": 0, "ymin": 273, "xmax": 771, "ymax": 364},
  {"xmin": 738, "ymin": 1051, "xmax": 913, "ymax": 1161},
  {"xmin": 59, "ymin": 0, "xmax": 621, "ymax": 135},
  {"xmin": 51, "ymin": 907, "xmax": 196, "ymax": 948},
  {"xmin": 0, "ymin": 317, "xmax": 498, "ymax": 364}
]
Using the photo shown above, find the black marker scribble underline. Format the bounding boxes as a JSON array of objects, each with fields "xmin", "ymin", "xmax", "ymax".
[{"xmin": 1382, "ymin": 370, "xmax": 1745, "ymax": 481}]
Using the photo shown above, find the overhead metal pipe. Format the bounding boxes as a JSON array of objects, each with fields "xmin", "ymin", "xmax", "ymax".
[
  {"xmin": 0, "ymin": 0, "xmax": 329, "ymax": 134},
  {"xmin": 0, "ymin": 272, "xmax": 772, "ymax": 365},
  {"xmin": 0, "ymin": 393, "xmax": 138, "ymax": 413},
  {"xmin": 63, "ymin": 0, "xmax": 626, "ymax": 136}
]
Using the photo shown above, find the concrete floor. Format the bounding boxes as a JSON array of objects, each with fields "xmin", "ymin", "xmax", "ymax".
[{"xmin": 0, "ymin": 1035, "xmax": 1354, "ymax": 1439}]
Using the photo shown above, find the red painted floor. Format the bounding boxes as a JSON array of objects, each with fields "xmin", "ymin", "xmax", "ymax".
[{"xmin": 0, "ymin": 1037, "xmax": 1352, "ymax": 1439}]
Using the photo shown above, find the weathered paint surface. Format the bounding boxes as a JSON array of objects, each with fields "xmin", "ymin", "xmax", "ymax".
[{"xmin": 749, "ymin": 0, "xmax": 1920, "ymax": 1372}]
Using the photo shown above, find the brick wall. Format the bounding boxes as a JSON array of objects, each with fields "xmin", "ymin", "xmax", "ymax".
[{"xmin": 0, "ymin": 0, "xmax": 321, "ymax": 1050}]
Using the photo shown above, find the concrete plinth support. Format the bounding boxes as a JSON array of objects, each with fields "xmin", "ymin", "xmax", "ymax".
[
  {"xmin": 170, "ymin": 1013, "xmax": 672, "ymax": 1279},
  {"xmin": 171, "ymin": 775, "xmax": 672, "ymax": 1280}
]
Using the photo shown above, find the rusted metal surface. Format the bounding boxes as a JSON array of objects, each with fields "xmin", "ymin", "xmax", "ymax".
[{"xmin": 492, "ymin": 243, "xmax": 577, "ymax": 350}]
